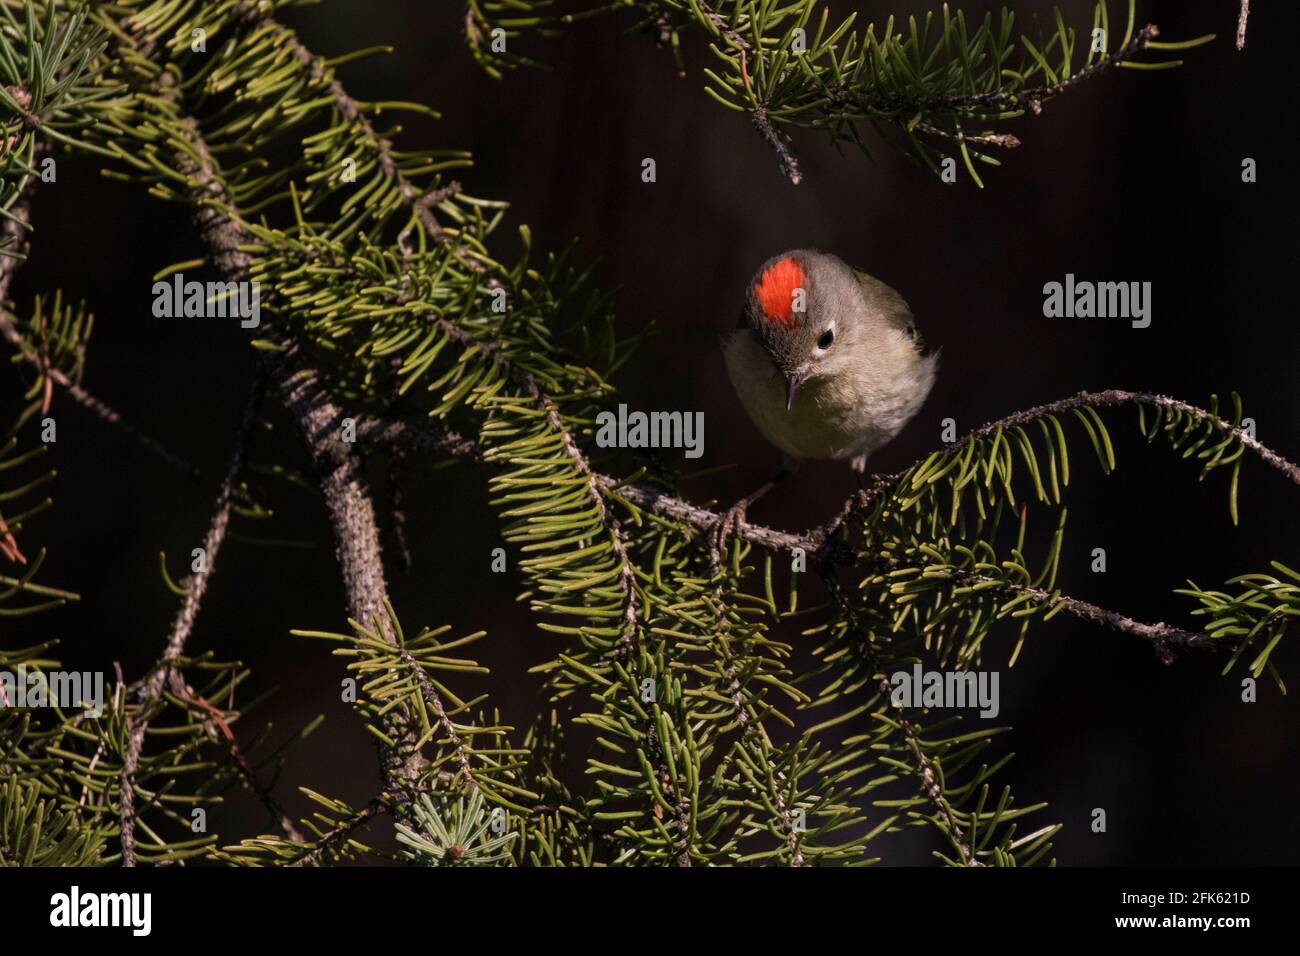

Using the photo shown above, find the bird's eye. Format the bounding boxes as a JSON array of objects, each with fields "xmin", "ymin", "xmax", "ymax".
[{"xmin": 817, "ymin": 328, "xmax": 835, "ymax": 350}]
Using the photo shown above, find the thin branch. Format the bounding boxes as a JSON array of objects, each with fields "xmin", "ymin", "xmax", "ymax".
[
  {"xmin": 608, "ymin": 483, "xmax": 1218, "ymax": 659},
  {"xmin": 1003, "ymin": 575, "xmax": 1213, "ymax": 662},
  {"xmin": 267, "ymin": 356, "xmax": 393, "ymax": 631},
  {"xmin": 955, "ymin": 389, "xmax": 1300, "ymax": 489},
  {"xmin": 40, "ymin": 373, "xmax": 199, "ymax": 476},
  {"xmin": 815, "ymin": 550, "xmax": 975, "ymax": 864},
  {"xmin": 877, "ymin": 676, "xmax": 977, "ymax": 865},
  {"xmin": 234, "ymin": 3, "xmax": 477, "ymax": 265},
  {"xmin": 93, "ymin": 11, "xmax": 460, "ymax": 825},
  {"xmin": 752, "ymin": 106, "xmax": 801, "ymax": 185},
  {"xmin": 426, "ymin": 316, "xmax": 643, "ymax": 652},
  {"xmin": 848, "ymin": 25, "xmax": 1163, "ymax": 117},
  {"xmin": 349, "ymin": 377, "xmax": 1299, "ymax": 661},
  {"xmin": 357, "ymin": 417, "xmax": 481, "ymax": 461},
  {"xmin": 695, "ymin": 1, "xmax": 754, "ymax": 52},
  {"xmin": 0, "ymin": 183, "xmax": 198, "ymax": 477},
  {"xmin": 914, "ymin": 123, "xmax": 1020, "ymax": 149},
  {"xmin": 409, "ymin": 316, "xmax": 679, "ymax": 855},
  {"xmin": 293, "ymin": 797, "xmax": 389, "ymax": 867},
  {"xmin": 1237, "ymin": 0, "xmax": 1250, "ymax": 51},
  {"xmin": 120, "ymin": 375, "xmax": 262, "ymax": 865},
  {"xmin": 392, "ymin": 638, "xmax": 479, "ymax": 791},
  {"xmin": 685, "ymin": 3, "xmax": 1150, "ymax": 179},
  {"xmin": 164, "ymin": 668, "xmax": 305, "ymax": 844}
]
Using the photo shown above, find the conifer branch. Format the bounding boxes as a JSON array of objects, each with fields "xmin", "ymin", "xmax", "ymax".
[
  {"xmin": 357, "ymin": 418, "xmax": 482, "ymax": 461},
  {"xmin": 876, "ymin": 675, "xmax": 976, "ymax": 865},
  {"xmin": 848, "ymin": 25, "xmax": 1162, "ymax": 116},
  {"xmin": 268, "ymin": 357, "xmax": 393, "ymax": 632},
  {"xmin": 950, "ymin": 390, "xmax": 1299, "ymax": 488},
  {"xmin": 427, "ymin": 316, "xmax": 643, "ymax": 648},
  {"xmin": 127, "ymin": 62, "xmax": 403, "ymax": 652},
  {"xmin": 232, "ymin": 3, "xmax": 479, "ymax": 267},
  {"xmin": 391, "ymin": 632, "xmax": 479, "ymax": 791},
  {"xmin": 166, "ymin": 103, "xmax": 398, "ymax": 645},
  {"xmin": 345, "ymin": 309, "xmax": 684, "ymax": 854},
  {"xmin": 475, "ymin": 1, "xmax": 1206, "ymax": 186},
  {"xmin": 0, "ymin": 183, "xmax": 199, "ymax": 477},
  {"xmin": 751, "ymin": 105, "xmax": 801, "ymax": 186},
  {"xmin": 405, "ymin": 319, "xmax": 681, "ymax": 854},
  {"xmin": 351, "ymin": 384, "xmax": 1292, "ymax": 662},
  {"xmin": 816, "ymin": 554, "xmax": 979, "ymax": 863},
  {"xmin": 247, "ymin": 8, "xmax": 443, "ymax": 240},
  {"xmin": 603, "ymin": 486, "xmax": 1232, "ymax": 660},
  {"xmin": 368, "ymin": 425, "xmax": 1205, "ymax": 669},
  {"xmin": 913, "ymin": 123, "xmax": 1021, "ymax": 150},
  {"xmin": 264, "ymin": 361, "xmax": 427, "ymax": 813},
  {"xmin": 164, "ymin": 668, "xmax": 306, "ymax": 845},
  {"xmin": 120, "ymin": 374, "xmax": 262, "ymax": 866},
  {"xmin": 1, "ymin": 0, "xmax": 1273, "ymax": 868},
  {"xmin": 694, "ymin": 5, "xmax": 1157, "ymax": 181},
  {"xmin": 218, "ymin": 1, "xmax": 645, "ymax": 654},
  {"xmin": 92, "ymin": 22, "xmax": 426, "ymax": 816},
  {"xmin": 293, "ymin": 797, "xmax": 389, "ymax": 867}
]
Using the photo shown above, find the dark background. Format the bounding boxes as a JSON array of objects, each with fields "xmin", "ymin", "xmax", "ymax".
[{"xmin": 5, "ymin": 0, "xmax": 1297, "ymax": 864}]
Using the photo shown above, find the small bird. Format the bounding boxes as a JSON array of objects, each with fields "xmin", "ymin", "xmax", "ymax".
[{"xmin": 718, "ymin": 249, "xmax": 937, "ymax": 536}]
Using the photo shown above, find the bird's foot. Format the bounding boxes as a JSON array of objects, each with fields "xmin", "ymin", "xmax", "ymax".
[
  {"xmin": 710, "ymin": 499, "xmax": 750, "ymax": 574},
  {"xmin": 708, "ymin": 465, "xmax": 792, "ymax": 575},
  {"xmin": 855, "ymin": 471, "xmax": 892, "ymax": 512}
]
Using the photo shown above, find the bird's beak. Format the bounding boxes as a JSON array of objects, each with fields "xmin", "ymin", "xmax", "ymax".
[{"xmin": 784, "ymin": 370, "xmax": 806, "ymax": 413}]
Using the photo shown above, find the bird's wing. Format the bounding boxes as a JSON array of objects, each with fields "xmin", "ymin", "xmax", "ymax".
[{"xmin": 852, "ymin": 268, "xmax": 930, "ymax": 356}]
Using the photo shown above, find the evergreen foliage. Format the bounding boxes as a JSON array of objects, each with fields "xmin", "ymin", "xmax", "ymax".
[
  {"xmin": 467, "ymin": 0, "xmax": 1213, "ymax": 184},
  {"xmin": 0, "ymin": 0, "xmax": 1291, "ymax": 868}
]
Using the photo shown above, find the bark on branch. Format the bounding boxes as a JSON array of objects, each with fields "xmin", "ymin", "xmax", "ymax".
[
  {"xmin": 350, "ymin": 377, "xmax": 1300, "ymax": 663},
  {"xmin": 120, "ymin": 377, "xmax": 265, "ymax": 865},
  {"xmin": 0, "ymin": 183, "xmax": 198, "ymax": 478}
]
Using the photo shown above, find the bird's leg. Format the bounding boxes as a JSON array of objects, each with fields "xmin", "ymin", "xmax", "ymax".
[
  {"xmin": 850, "ymin": 453, "xmax": 877, "ymax": 507},
  {"xmin": 850, "ymin": 453, "xmax": 868, "ymax": 488},
  {"xmin": 847, "ymin": 455, "xmax": 895, "ymax": 536},
  {"xmin": 711, "ymin": 460, "xmax": 794, "ymax": 566}
]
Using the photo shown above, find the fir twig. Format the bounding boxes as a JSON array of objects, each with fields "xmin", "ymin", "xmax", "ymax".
[
  {"xmin": 349, "ymin": 382, "xmax": 1293, "ymax": 661},
  {"xmin": 294, "ymin": 797, "xmax": 389, "ymax": 867},
  {"xmin": 0, "ymin": 183, "xmax": 198, "ymax": 477},
  {"xmin": 120, "ymin": 374, "xmax": 263, "ymax": 865},
  {"xmin": 947, "ymin": 390, "xmax": 1299, "ymax": 488}
]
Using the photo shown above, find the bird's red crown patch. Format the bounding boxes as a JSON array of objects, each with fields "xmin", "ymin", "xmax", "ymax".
[{"xmin": 753, "ymin": 257, "xmax": 804, "ymax": 329}]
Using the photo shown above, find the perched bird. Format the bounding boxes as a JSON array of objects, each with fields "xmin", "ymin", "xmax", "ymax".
[{"xmin": 717, "ymin": 249, "xmax": 937, "ymax": 537}]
